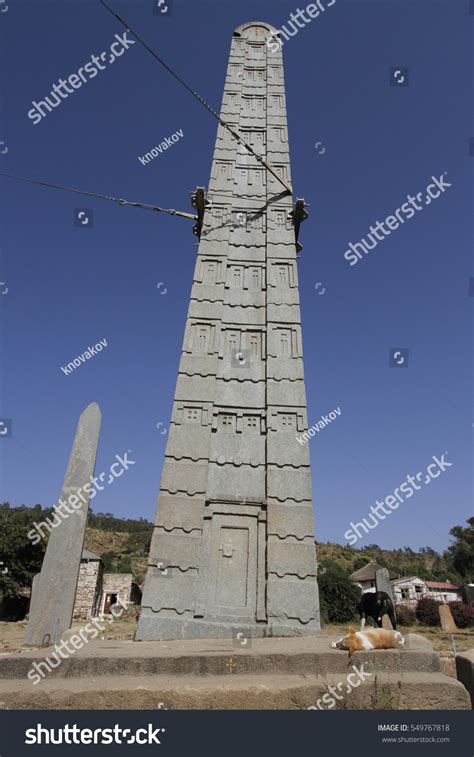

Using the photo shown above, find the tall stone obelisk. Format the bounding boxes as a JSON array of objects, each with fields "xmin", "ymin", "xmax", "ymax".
[
  {"xmin": 24, "ymin": 402, "xmax": 101, "ymax": 646},
  {"xmin": 137, "ymin": 22, "xmax": 320, "ymax": 640}
]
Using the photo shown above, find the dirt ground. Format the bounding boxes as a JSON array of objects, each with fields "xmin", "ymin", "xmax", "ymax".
[
  {"xmin": 0, "ymin": 618, "xmax": 137, "ymax": 654},
  {"xmin": 1, "ymin": 619, "xmax": 472, "ymax": 655},
  {"xmin": 322, "ymin": 623, "xmax": 474, "ymax": 653}
]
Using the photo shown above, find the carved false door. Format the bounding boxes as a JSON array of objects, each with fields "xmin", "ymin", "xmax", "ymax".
[{"xmin": 205, "ymin": 514, "xmax": 257, "ymax": 619}]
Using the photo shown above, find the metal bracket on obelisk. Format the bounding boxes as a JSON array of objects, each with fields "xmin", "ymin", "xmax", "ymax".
[
  {"xmin": 23, "ymin": 402, "xmax": 102, "ymax": 646},
  {"xmin": 191, "ymin": 187, "xmax": 210, "ymax": 239},
  {"xmin": 290, "ymin": 199, "xmax": 309, "ymax": 253}
]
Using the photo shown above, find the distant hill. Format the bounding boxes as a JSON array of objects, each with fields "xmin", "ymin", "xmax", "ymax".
[
  {"xmin": 83, "ymin": 515, "xmax": 463, "ymax": 586},
  {"xmin": 315, "ymin": 542, "xmax": 461, "ymax": 585},
  {"xmin": 0, "ymin": 504, "xmax": 465, "ymax": 596}
]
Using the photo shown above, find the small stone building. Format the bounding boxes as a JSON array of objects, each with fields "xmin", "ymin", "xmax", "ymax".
[
  {"xmin": 73, "ymin": 550, "xmax": 104, "ymax": 620},
  {"xmin": 72, "ymin": 550, "xmax": 141, "ymax": 621}
]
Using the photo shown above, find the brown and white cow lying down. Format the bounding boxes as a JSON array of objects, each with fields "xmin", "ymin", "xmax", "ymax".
[{"xmin": 330, "ymin": 626, "xmax": 405, "ymax": 656}]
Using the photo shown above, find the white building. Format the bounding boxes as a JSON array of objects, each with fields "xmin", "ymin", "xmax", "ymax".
[
  {"xmin": 392, "ymin": 576, "xmax": 461, "ymax": 606},
  {"xmin": 392, "ymin": 576, "xmax": 426, "ymax": 606}
]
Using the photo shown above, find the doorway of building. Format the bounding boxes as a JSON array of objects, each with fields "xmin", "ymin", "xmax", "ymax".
[{"xmin": 103, "ymin": 592, "xmax": 118, "ymax": 614}]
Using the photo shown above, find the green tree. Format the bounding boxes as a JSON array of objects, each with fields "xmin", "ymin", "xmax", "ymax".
[
  {"xmin": 0, "ymin": 503, "xmax": 51, "ymax": 598},
  {"xmin": 318, "ymin": 560, "xmax": 361, "ymax": 624},
  {"xmin": 444, "ymin": 518, "xmax": 474, "ymax": 582}
]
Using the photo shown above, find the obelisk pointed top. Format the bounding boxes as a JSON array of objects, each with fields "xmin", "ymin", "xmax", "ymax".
[
  {"xmin": 234, "ymin": 21, "xmax": 277, "ymax": 35},
  {"xmin": 81, "ymin": 401, "xmax": 101, "ymax": 418}
]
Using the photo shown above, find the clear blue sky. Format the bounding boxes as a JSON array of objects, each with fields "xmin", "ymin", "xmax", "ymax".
[{"xmin": 0, "ymin": 0, "xmax": 472, "ymax": 552}]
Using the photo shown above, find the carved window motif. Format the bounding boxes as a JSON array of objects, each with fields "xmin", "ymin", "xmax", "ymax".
[
  {"xmin": 248, "ymin": 267, "xmax": 261, "ymax": 290},
  {"xmin": 244, "ymin": 415, "xmax": 259, "ymax": 431},
  {"xmin": 246, "ymin": 332, "xmax": 261, "ymax": 359},
  {"xmin": 226, "ymin": 330, "xmax": 241, "ymax": 353},
  {"xmin": 185, "ymin": 407, "xmax": 202, "ymax": 424},
  {"xmin": 274, "ymin": 210, "xmax": 287, "ymax": 228},
  {"xmin": 225, "ymin": 92, "xmax": 239, "ymax": 106},
  {"xmin": 248, "ymin": 43, "xmax": 264, "ymax": 57},
  {"xmin": 239, "ymin": 130, "xmax": 266, "ymax": 154},
  {"xmin": 215, "ymin": 162, "xmax": 232, "ymax": 181},
  {"xmin": 243, "ymin": 96, "xmax": 265, "ymax": 112},
  {"xmin": 195, "ymin": 325, "xmax": 211, "ymax": 354},
  {"xmin": 244, "ymin": 67, "xmax": 266, "ymax": 83},
  {"xmin": 203, "ymin": 261, "xmax": 218, "ymax": 285},
  {"xmin": 227, "ymin": 266, "xmax": 244, "ymax": 288},
  {"xmin": 269, "ymin": 126, "xmax": 286, "ymax": 144},
  {"xmin": 273, "ymin": 164, "xmax": 288, "ymax": 180},
  {"xmin": 279, "ymin": 329, "xmax": 292, "ymax": 356},
  {"xmin": 277, "ymin": 265, "xmax": 289, "ymax": 286},
  {"xmin": 268, "ymin": 65, "xmax": 283, "ymax": 81},
  {"xmin": 227, "ymin": 64, "xmax": 241, "ymax": 81},
  {"xmin": 269, "ymin": 94, "xmax": 284, "ymax": 109},
  {"xmin": 219, "ymin": 414, "xmax": 236, "ymax": 431},
  {"xmin": 233, "ymin": 267, "xmax": 243, "ymax": 287},
  {"xmin": 279, "ymin": 414, "xmax": 296, "ymax": 430}
]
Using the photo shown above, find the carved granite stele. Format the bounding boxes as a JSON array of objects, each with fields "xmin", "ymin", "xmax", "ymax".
[{"xmin": 136, "ymin": 21, "xmax": 321, "ymax": 640}]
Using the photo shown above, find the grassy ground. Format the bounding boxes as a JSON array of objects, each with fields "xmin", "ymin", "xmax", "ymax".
[{"xmin": 1, "ymin": 619, "xmax": 473, "ymax": 655}]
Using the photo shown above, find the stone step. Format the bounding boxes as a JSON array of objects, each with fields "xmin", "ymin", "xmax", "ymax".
[
  {"xmin": 0, "ymin": 637, "xmax": 442, "ymax": 680},
  {"xmin": 0, "ymin": 671, "xmax": 469, "ymax": 710}
]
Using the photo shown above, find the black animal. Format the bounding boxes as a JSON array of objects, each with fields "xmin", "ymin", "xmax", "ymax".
[{"xmin": 358, "ymin": 591, "xmax": 397, "ymax": 631}]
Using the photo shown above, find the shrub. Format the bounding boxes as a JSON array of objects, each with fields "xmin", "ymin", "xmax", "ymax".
[
  {"xmin": 448, "ymin": 601, "xmax": 474, "ymax": 629},
  {"xmin": 415, "ymin": 597, "xmax": 440, "ymax": 626},
  {"xmin": 395, "ymin": 604, "xmax": 417, "ymax": 626},
  {"xmin": 318, "ymin": 562, "xmax": 361, "ymax": 624}
]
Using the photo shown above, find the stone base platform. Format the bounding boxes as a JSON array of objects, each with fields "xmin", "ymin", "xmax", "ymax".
[{"xmin": 0, "ymin": 635, "xmax": 470, "ymax": 710}]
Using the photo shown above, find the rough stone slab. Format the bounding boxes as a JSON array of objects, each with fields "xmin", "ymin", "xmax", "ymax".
[
  {"xmin": 455, "ymin": 649, "xmax": 474, "ymax": 707},
  {"xmin": 160, "ymin": 460, "xmax": 209, "ymax": 496},
  {"xmin": 375, "ymin": 567, "xmax": 395, "ymax": 605},
  {"xmin": 267, "ymin": 467, "xmax": 312, "ymax": 502},
  {"xmin": 23, "ymin": 403, "xmax": 101, "ymax": 646},
  {"xmin": 439, "ymin": 603, "xmax": 458, "ymax": 632},
  {"xmin": 267, "ymin": 504, "xmax": 315, "ymax": 540},
  {"xmin": 154, "ymin": 496, "xmax": 205, "ymax": 533},
  {"xmin": 267, "ymin": 575, "xmax": 319, "ymax": 625},
  {"xmin": 0, "ymin": 671, "xmax": 469, "ymax": 710},
  {"xmin": 149, "ymin": 531, "xmax": 202, "ymax": 571},
  {"xmin": 267, "ymin": 538, "xmax": 317, "ymax": 579}
]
